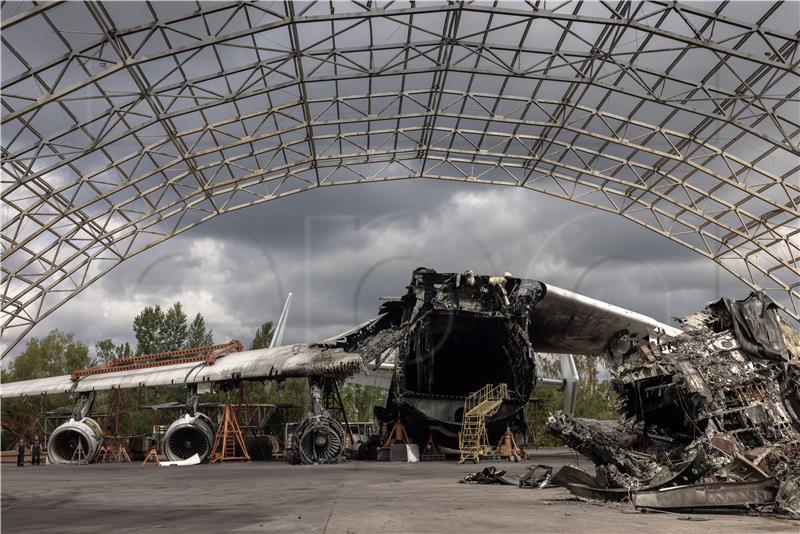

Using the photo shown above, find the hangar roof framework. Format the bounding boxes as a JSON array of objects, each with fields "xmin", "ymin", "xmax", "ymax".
[{"xmin": 1, "ymin": 1, "xmax": 799, "ymax": 356}]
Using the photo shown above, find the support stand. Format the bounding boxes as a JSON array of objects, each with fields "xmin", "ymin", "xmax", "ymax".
[
  {"xmin": 496, "ymin": 429, "xmax": 526, "ymax": 461},
  {"xmin": 421, "ymin": 434, "xmax": 445, "ymax": 461},
  {"xmin": 210, "ymin": 404, "xmax": 251, "ymax": 462},
  {"xmin": 378, "ymin": 420, "xmax": 412, "ymax": 461},
  {"xmin": 114, "ymin": 444, "xmax": 132, "ymax": 463},
  {"xmin": 322, "ymin": 379, "xmax": 352, "ymax": 446},
  {"xmin": 71, "ymin": 441, "xmax": 87, "ymax": 465},
  {"xmin": 102, "ymin": 388, "xmax": 135, "ymax": 436},
  {"xmin": 141, "ymin": 449, "xmax": 160, "ymax": 466},
  {"xmin": 96, "ymin": 446, "xmax": 111, "ymax": 463}
]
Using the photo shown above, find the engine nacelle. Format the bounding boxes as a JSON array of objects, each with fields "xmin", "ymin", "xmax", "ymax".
[
  {"xmin": 163, "ymin": 413, "xmax": 215, "ymax": 462},
  {"xmin": 291, "ymin": 413, "xmax": 347, "ymax": 465},
  {"xmin": 47, "ymin": 417, "xmax": 102, "ymax": 464}
]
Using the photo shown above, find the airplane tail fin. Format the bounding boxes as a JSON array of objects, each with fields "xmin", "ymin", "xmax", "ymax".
[{"xmin": 269, "ymin": 292, "xmax": 293, "ymax": 348}]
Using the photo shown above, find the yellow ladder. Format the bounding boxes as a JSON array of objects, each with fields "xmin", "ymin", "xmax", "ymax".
[{"xmin": 458, "ymin": 383, "xmax": 508, "ymax": 464}]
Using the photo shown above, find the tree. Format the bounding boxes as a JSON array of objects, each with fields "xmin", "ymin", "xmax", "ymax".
[
  {"xmin": 525, "ymin": 354, "xmax": 618, "ymax": 448},
  {"xmin": 161, "ymin": 302, "xmax": 188, "ymax": 351},
  {"xmin": 9, "ymin": 330, "xmax": 91, "ymax": 380},
  {"xmin": 250, "ymin": 321, "xmax": 274, "ymax": 350},
  {"xmin": 2, "ymin": 330, "xmax": 92, "ymax": 448},
  {"xmin": 95, "ymin": 339, "xmax": 132, "ymax": 363},
  {"xmin": 133, "ymin": 305, "xmax": 165, "ymax": 355},
  {"xmin": 339, "ymin": 384, "xmax": 387, "ymax": 421},
  {"xmin": 186, "ymin": 313, "xmax": 214, "ymax": 348},
  {"xmin": 95, "ymin": 338, "xmax": 116, "ymax": 363},
  {"xmin": 133, "ymin": 302, "xmax": 196, "ymax": 354}
]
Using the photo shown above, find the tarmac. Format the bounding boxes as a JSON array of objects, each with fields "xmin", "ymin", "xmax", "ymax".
[{"xmin": 1, "ymin": 448, "xmax": 797, "ymax": 533}]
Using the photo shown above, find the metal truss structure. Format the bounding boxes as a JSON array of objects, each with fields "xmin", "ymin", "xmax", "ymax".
[{"xmin": 1, "ymin": 1, "xmax": 799, "ymax": 356}]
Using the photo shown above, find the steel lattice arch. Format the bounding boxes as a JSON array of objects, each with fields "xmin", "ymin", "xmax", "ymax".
[{"xmin": 1, "ymin": 1, "xmax": 799, "ymax": 356}]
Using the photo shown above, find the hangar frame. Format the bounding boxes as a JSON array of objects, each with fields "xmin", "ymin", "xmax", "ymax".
[{"xmin": 1, "ymin": 1, "xmax": 799, "ymax": 355}]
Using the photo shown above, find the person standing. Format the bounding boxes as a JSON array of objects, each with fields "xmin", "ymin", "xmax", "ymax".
[
  {"xmin": 31, "ymin": 436, "xmax": 41, "ymax": 466},
  {"xmin": 16, "ymin": 438, "xmax": 26, "ymax": 467}
]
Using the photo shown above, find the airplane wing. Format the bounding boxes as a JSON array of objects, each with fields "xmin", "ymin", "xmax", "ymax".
[
  {"xmin": 0, "ymin": 344, "xmax": 362, "ymax": 399},
  {"xmin": 0, "ymin": 278, "xmax": 683, "ymax": 399},
  {"xmin": 528, "ymin": 283, "xmax": 683, "ymax": 355}
]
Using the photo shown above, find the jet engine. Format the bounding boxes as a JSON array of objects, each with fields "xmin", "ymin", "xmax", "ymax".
[
  {"xmin": 291, "ymin": 383, "xmax": 347, "ymax": 464},
  {"xmin": 163, "ymin": 413, "xmax": 215, "ymax": 462},
  {"xmin": 47, "ymin": 417, "xmax": 103, "ymax": 464},
  {"xmin": 292, "ymin": 412, "xmax": 346, "ymax": 464}
]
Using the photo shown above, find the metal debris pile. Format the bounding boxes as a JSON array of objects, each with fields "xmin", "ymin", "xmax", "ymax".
[
  {"xmin": 546, "ymin": 292, "xmax": 800, "ymax": 517},
  {"xmin": 458, "ymin": 464, "xmax": 554, "ymax": 487}
]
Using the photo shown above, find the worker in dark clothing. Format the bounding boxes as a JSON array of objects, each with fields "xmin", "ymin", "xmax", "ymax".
[
  {"xmin": 31, "ymin": 436, "xmax": 41, "ymax": 466},
  {"xmin": 16, "ymin": 438, "xmax": 25, "ymax": 467}
]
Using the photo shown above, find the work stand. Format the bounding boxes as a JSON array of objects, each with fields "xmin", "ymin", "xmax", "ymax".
[{"xmin": 210, "ymin": 404, "xmax": 250, "ymax": 462}]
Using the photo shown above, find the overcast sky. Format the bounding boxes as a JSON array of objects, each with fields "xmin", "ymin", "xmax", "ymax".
[{"xmin": 7, "ymin": 178, "xmax": 747, "ymax": 362}]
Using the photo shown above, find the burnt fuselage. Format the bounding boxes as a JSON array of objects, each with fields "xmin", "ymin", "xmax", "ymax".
[{"xmin": 373, "ymin": 268, "xmax": 541, "ymax": 448}]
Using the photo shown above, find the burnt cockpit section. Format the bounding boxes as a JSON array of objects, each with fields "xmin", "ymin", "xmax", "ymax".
[
  {"xmin": 365, "ymin": 268, "xmax": 541, "ymax": 448},
  {"xmin": 402, "ymin": 313, "xmax": 529, "ymax": 397},
  {"xmin": 323, "ymin": 266, "xmax": 675, "ymax": 452}
]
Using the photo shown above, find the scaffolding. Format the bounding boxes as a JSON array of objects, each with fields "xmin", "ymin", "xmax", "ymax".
[
  {"xmin": 102, "ymin": 388, "xmax": 135, "ymax": 438},
  {"xmin": 459, "ymin": 383, "xmax": 508, "ymax": 464}
]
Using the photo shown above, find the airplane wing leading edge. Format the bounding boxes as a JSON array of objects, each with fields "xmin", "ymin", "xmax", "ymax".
[
  {"xmin": 528, "ymin": 283, "xmax": 682, "ymax": 355},
  {"xmin": 0, "ymin": 344, "xmax": 362, "ymax": 399}
]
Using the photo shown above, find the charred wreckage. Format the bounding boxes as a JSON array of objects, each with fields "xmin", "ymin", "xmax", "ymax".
[
  {"xmin": 546, "ymin": 293, "xmax": 800, "ymax": 516},
  {"xmin": 330, "ymin": 268, "xmax": 541, "ymax": 451},
  {"xmin": 321, "ymin": 267, "xmax": 676, "ymax": 458}
]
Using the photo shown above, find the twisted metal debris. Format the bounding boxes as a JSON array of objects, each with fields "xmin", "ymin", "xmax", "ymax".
[{"xmin": 547, "ymin": 292, "xmax": 800, "ymax": 516}]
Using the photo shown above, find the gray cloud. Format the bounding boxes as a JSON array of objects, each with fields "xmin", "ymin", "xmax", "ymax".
[{"xmin": 9, "ymin": 179, "xmax": 749, "ymax": 363}]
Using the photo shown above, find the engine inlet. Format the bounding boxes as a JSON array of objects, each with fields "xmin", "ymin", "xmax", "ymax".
[
  {"xmin": 47, "ymin": 418, "xmax": 102, "ymax": 464},
  {"xmin": 163, "ymin": 413, "xmax": 215, "ymax": 462}
]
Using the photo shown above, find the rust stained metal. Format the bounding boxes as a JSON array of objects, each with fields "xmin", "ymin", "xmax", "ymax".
[{"xmin": 71, "ymin": 340, "xmax": 245, "ymax": 381}]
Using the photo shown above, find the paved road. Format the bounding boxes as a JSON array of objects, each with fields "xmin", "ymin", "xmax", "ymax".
[{"xmin": 2, "ymin": 449, "xmax": 796, "ymax": 533}]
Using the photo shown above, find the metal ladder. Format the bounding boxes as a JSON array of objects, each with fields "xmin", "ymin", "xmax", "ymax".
[{"xmin": 458, "ymin": 383, "xmax": 508, "ymax": 464}]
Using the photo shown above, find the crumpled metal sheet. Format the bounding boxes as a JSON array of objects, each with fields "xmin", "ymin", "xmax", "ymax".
[
  {"xmin": 459, "ymin": 466, "xmax": 520, "ymax": 486},
  {"xmin": 633, "ymin": 478, "xmax": 779, "ymax": 510},
  {"xmin": 519, "ymin": 464, "xmax": 554, "ymax": 488},
  {"xmin": 551, "ymin": 464, "xmax": 598, "ymax": 488},
  {"xmin": 708, "ymin": 292, "xmax": 788, "ymax": 362},
  {"xmin": 547, "ymin": 291, "xmax": 800, "ymax": 516}
]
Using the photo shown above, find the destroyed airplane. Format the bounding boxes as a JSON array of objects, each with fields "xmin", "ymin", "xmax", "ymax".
[
  {"xmin": 1, "ymin": 267, "xmax": 678, "ymax": 466},
  {"xmin": 546, "ymin": 292, "xmax": 800, "ymax": 517},
  {"xmin": 320, "ymin": 267, "xmax": 679, "ymax": 452}
]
